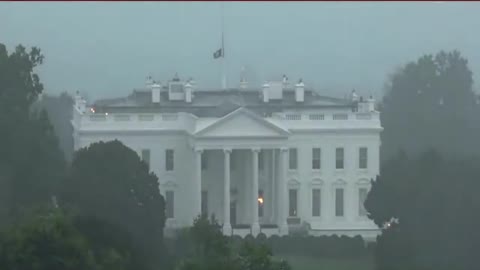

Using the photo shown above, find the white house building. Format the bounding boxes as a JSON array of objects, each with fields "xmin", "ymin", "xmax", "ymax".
[{"xmin": 71, "ymin": 75, "xmax": 383, "ymax": 240}]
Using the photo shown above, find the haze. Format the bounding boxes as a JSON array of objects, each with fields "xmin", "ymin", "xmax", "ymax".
[{"xmin": 1, "ymin": 1, "xmax": 480, "ymax": 100}]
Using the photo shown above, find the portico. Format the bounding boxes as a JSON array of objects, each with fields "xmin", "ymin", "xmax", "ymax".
[{"xmin": 192, "ymin": 108, "xmax": 291, "ymax": 236}]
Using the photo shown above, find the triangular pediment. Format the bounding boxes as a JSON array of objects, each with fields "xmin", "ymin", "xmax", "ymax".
[{"xmin": 195, "ymin": 107, "xmax": 289, "ymax": 138}]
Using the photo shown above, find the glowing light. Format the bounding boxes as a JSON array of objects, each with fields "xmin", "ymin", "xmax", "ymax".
[
  {"xmin": 258, "ymin": 197, "xmax": 264, "ymax": 204},
  {"xmin": 105, "ymin": 112, "xmax": 109, "ymax": 116},
  {"xmin": 90, "ymin": 107, "xmax": 95, "ymax": 113}
]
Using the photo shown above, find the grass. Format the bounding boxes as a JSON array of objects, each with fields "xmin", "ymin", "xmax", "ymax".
[{"xmin": 275, "ymin": 254, "xmax": 374, "ymax": 270}]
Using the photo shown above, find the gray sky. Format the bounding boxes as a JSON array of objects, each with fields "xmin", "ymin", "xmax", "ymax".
[{"xmin": 1, "ymin": 2, "xmax": 480, "ymax": 101}]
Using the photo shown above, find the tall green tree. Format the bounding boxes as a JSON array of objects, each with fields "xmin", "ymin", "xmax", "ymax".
[
  {"xmin": 0, "ymin": 206, "xmax": 133, "ymax": 270},
  {"xmin": 381, "ymin": 50, "xmax": 478, "ymax": 160},
  {"xmin": 365, "ymin": 150, "xmax": 480, "ymax": 270},
  {"xmin": 0, "ymin": 43, "xmax": 66, "ymax": 226},
  {"xmin": 176, "ymin": 215, "xmax": 292, "ymax": 270},
  {"xmin": 0, "ymin": 207, "xmax": 97, "ymax": 270},
  {"xmin": 62, "ymin": 140, "xmax": 167, "ymax": 270},
  {"xmin": 36, "ymin": 92, "xmax": 75, "ymax": 162}
]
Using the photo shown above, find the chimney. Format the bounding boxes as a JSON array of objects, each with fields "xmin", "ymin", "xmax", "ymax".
[
  {"xmin": 145, "ymin": 75, "xmax": 154, "ymax": 87},
  {"xmin": 367, "ymin": 95, "xmax": 375, "ymax": 112},
  {"xmin": 74, "ymin": 91, "xmax": 86, "ymax": 113},
  {"xmin": 262, "ymin": 82, "xmax": 270, "ymax": 103},
  {"xmin": 295, "ymin": 79, "xmax": 305, "ymax": 102},
  {"xmin": 282, "ymin": 74, "xmax": 289, "ymax": 88},
  {"xmin": 240, "ymin": 76, "xmax": 248, "ymax": 89},
  {"xmin": 185, "ymin": 81, "xmax": 193, "ymax": 103},
  {"xmin": 151, "ymin": 83, "xmax": 161, "ymax": 103}
]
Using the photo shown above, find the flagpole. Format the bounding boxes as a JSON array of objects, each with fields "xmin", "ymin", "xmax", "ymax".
[{"xmin": 221, "ymin": 2, "xmax": 227, "ymax": 90}]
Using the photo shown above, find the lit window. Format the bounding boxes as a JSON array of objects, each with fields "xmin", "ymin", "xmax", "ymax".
[
  {"xmin": 312, "ymin": 189, "xmax": 321, "ymax": 217},
  {"xmin": 166, "ymin": 191, "xmax": 174, "ymax": 218},
  {"xmin": 336, "ymin": 148, "xmax": 344, "ymax": 169},
  {"xmin": 258, "ymin": 190, "xmax": 264, "ymax": 217},
  {"xmin": 312, "ymin": 148, "xmax": 321, "ymax": 169},
  {"xmin": 289, "ymin": 148, "xmax": 298, "ymax": 170},
  {"xmin": 165, "ymin": 149, "xmax": 174, "ymax": 171}
]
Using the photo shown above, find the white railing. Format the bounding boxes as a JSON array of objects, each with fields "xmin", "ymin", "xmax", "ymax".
[
  {"xmin": 308, "ymin": 114, "xmax": 325, "ymax": 120},
  {"xmin": 332, "ymin": 113, "xmax": 348, "ymax": 120},
  {"xmin": 285, "ymin": 114, "xmax": 302, "ymax": 120}
]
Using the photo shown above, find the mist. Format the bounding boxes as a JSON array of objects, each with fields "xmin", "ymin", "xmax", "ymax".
[{"xmin": 2, "ymin": 2, "xmax": 480, "ymax": 100}]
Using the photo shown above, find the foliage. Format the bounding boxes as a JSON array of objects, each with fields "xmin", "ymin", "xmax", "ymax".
[
  {"xmin": 62, "ymin": 140, "xmax": 167, "ymax": 270},
  {"xmin": 0, "ymin": 207, "xmax": 97, "ymax": 270},
  {"xmin": 175, "ymin": 215, "xmax": 292, "ymax": 270},
  {"xmin": 380, "ymin": 50, "xmax": 478, "ymax": 160},
  {"xmin": 0, "ymin": 43, "xmax": 66, "ymax": 227},
  {"xmin": 366, "ymin": 150, "xmax": 480, "ymax": 270},
  {"xmin": 35, "ymin": 92, "xmax": 75, "ymax": 162}
]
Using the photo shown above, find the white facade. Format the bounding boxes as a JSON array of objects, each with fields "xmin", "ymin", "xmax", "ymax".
[{"xmin": 72, "ymin": 78, "xmax": 382, "ymax": 240}]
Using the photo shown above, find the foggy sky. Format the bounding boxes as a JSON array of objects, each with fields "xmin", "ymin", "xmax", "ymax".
[{"xmin": 1, "ymin": 2, "xmax": 480, "ymax": 101}]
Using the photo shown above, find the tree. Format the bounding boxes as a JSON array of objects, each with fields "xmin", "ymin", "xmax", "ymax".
[
  {"xmin": 35, "ymin": 92, "xmax": 75, "ymax": 162},
  {"xmin": 0, "ymin": 207, "xmax": 97, "ymax": 270},
  {"xmin": 176, "ymin": 215, "xmax": 292, "ymax": 270},
  {"xmin": 62, "ymin": 140, "xmax": 167, "ymax": 270},
  {"xmin": 0, "ymin": 43, "xmax": 66, "ymax": 227},
  {"xmin": 366, "ymin": 150, "xmax": 480, "ymax": 270},
  {"xmin": 380, "ymin": 50, "xmax": 478, "ymax": 160}
]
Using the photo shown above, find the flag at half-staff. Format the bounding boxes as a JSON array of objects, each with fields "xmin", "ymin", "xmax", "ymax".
[{"xmin": 213, "ymin": 47, "xmax": 223, "ymax": 59}]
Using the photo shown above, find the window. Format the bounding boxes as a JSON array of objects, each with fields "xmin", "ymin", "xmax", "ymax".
[
  {"xmin": 201, "ymin": 154, "xmax": 208, "ymax": 170},
  {"xmin": 289, "ymin": 189, "xmax": 298, "ymax": 217},
  {"xmin": 201, "ymin": 191, "xmax": 208, "ymax": 217},
  {"xmin": 312, "ymin": 148, "xmax": 321, "ymax": 170},
  {"xmin": 166, "ymin": 191, "xmax": 174, "ymax": 218},
  {"xmin": 289, "ymin": 148, "xmax": 298, "ymax": 170},
  {"xmin": 312, "ymin": 189, "xmax": 321, "ymax": 217},
  {"xmin": 359, "ymin": 147, "xmax": 368, "ymax": 169},
  {"xmin": 335, "ymin": 148, "xmax": 344, "ymax": 169},
  {"xmin": 258, "ymin": 151, "xmax": 264, "ymax": 171},
  {"xmin": 165, "ymin": 149, "xmax": 174, "ymax": 171},
  {"xmin": 141, "ymin": 149, "xmax": 150, "ymax": 168},
  {"xmin": 335, "ymin": 188, "xmax": 344, "ymax": 217},
  {"xmin": 258, "ymin": 190, "xmax": 264, "ymax": 217},
  {"xmin": 359, "ymin": 188, "xmax": 368, "ymax": 217}
]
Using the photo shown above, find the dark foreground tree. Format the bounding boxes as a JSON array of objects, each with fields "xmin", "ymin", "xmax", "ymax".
[
  {"xmin": 62, "ymin": 140, "xmax": 167, "ymax": 270},
  {"xmin": 0, "ymin": 43, "xmax": 66, "ymax": 227},
  {"xmin": 176, "ymin": 215, "xmax": 291, "ymax": 270},
  {"xmin": 380, "ymin": 50, "xmax": 478, "ymax": 160},
  {"xmin": 0, "ymin": 207, "xmax": 96, "ymax": 270},
  {"xmin": 36, "ymin": 92, "xmax": 75, "ymax": 162},
  {"xmin": 366, "ymin": 150, "xmax": 480, "ymax": 270}
]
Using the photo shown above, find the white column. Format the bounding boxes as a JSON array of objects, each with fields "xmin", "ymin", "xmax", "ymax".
[
  {"xmin": 251, "ymin": 148, "xmax": 261, "ymax": 236},
  {"xmin": 270, "ymin": 149, "xmax": 276, "ymax": 224},
  {"xmin": 223, "ymin": 148, "xmax": 232, "ymax": 235},
  {"xmin": 278, "ymin": 147, "xmax": 289, "ymax": 235},
  {"xmin": 193, "ymin": 148, "xmax": 203, "ymax": 224}
]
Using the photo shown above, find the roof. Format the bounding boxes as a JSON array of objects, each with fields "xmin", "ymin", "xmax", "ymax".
[{"xmin": 92, "ymin": 87, "xmax": 353, "ymax": 117}]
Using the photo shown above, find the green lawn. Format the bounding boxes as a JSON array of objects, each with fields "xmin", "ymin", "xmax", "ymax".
[{"xmin": 275, "ymin": 254, "xmax": 374, "ymax": 270}]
